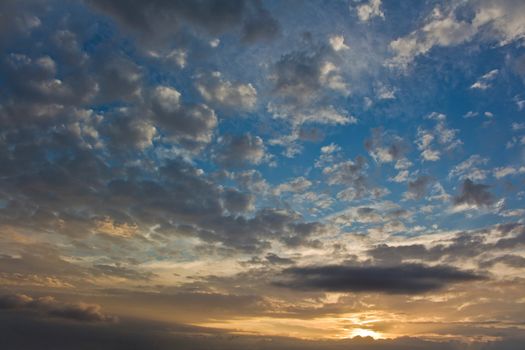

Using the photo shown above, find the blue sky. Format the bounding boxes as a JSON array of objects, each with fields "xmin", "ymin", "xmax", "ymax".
[{"xmin": 1, "ymin": 0, "xmax": 525, "ymax": 348}]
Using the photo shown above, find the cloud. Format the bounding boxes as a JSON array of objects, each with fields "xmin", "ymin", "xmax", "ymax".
[
  {"xmin": 240, "ymin": 0, "xmax": 280, "ymax": 43},
  {"xmin": 470, "ymin": 69, "xmax": 499, "ymax": 90},
  {"xmin": 0, "ymin": 293, "xmax": 117, "ymax": 322},
  {"xmin": 195, "ymin": 72, "xmax": 257, "ymax": 112},
  {"xmin": 368, "ymin": 223, "xmax": 525, "ymax": 265},
  {"xmin": 222, "ymin": 187, "xmax": 255, "ymax": 213},
  {"xmin": 404, "ymin": 175, "xmax": 434, "ymax": 200},
  {"xmin": 271, "ymin": 45, "xmax": 348, "ymax": 105},
  {"xmin": 388, "ymin": 0, "xmax": 525, "ymax": 68},
  {"xmin": 449, "ymin": 155, "xmax": 489, "ymax": 181},
  {"xmin": 416, "ymin": 113, "xmax": 462, "ymax": 161},
  {"xmin": 329, "ymin": 35, "xmax": 350, "ymax": 51},
  {"xmin": 493, "ymin": 166, "xmax": 525, "ymax": 179},
  {"xmin": 322, "ymin": 156, "xmax": 373, "ymax": 200},
  {"xmin": 214, "ymin": 133, "xmax": 267, "ymax": 168},
  {"xmin": 88, "ymin": 0, "xmax": 280, "ymax": 45},
  {"xmin": 453, "ymin": 179, "xmax": 495, "ymax": 209},
  {"xmin": 102, "ymin": 111, "xmax": 157, "ymax": 151},
  {"xmin": 273, "ymin": 177, "xmax": 312, "ymax": 195},
  {"xmin": 479, "ymin": 254, "xmax": 525, "ymax": 269},
  {"xmin": 150, "ymin": 86, "xmax": 218, "ymax": 149},
  {"xmin": 365, "ymin": 128, "xmax": 408, "ymax": 164},
  {"xmin": 355, "ymin": 0, "xmax": 384, "ymax": 22},
  {"xmin": 265, "ymin": 253, "xmax": 295, "ymax": 265},
  {"xmin": 276, "ymin": 263, "xmax": 483, "ymax": 294}
]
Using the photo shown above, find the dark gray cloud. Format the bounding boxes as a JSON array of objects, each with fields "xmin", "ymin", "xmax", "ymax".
[
  {"xmin": 368, "ymin": 223, "xmax": 525, "ymax": 265},
  {"xmin": 454, "ymin": 179, "xmax": 495, "ymax": 208},
  {"xmin": 0, "ymin": 293, "xmax": 116, "ymax": 322},
  {"xmin": 240, "ymin": 1, "xmax": 280, "ymax": 43},
  {"xmin": 222, "ymin": 187, "xmax": 254, "ymax": 213},
  {"xmin": 265, "ymin": 253, "xmax": 295, "ymax": 265},
  {"xmin": 87, "ymin": 0, "xmax": 280, "ymax": 45},
  {"xmin": 214, "ymin": 133, "xmax": 266, "ymax": 168},
  {"xmin": 272, "ymin": 44, "xmax": 335, "ymax": 102},
  {"xmin": 276, "ymin": 263, "xmax": 484, "ymax": 294},
  {"xmin": 406, "ymin": 175, "xmax": 434, "ymax": 200},
  {"xmin": 150, "ymin": 86, "xmax": 217, "ymax": 149},
  {"xmin": 102, "ymin": 112, "xmax": 157, "ymax": 151}
]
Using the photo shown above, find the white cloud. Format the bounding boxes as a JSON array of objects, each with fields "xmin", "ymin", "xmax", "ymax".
[
  {"xmin": 388, "ymin": 1, "xmax": 525, "ymax": 68},
  {"xmin": 329, "ymin": 35, "xmax": 350, "ymax": 51},
  {"xmin": 449, "ymin": 155, "xmax": 489, "ymax": 181},
  {"xmin": 493, "ymin": 166, "xmax": 525, "ymax": 179},
  {"xmin": 470, "ymin": 69, "xmax": 499, "ymax": 90},
  {"xmin": 196, "ymin": 71, "xmax": 257, "ymax": 111},
  {"xmin": 355, "ymin": 0, "xmax": 384, "ymax": 22},
  {"xmin": 416, "ymin": 113, "xmax": 462, "ymax": 162},
  {"xmin": 463, "ymin": 111, "xmax": 478, "ymax": 119}
]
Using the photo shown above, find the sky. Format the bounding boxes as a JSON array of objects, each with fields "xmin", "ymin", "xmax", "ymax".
[{"xmin": 1, "ymin": 0, "xmax": 525, "ymax": 349}]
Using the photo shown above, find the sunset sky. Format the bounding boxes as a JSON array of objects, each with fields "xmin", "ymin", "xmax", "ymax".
[{"xmin": 1, "ymin": 1, "xmax": 525, "ymax": 349}]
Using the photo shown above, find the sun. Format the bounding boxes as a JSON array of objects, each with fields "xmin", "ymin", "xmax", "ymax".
[{"xmin": 347, "ymin": 328, "xmax": 384, "ymax": 339}]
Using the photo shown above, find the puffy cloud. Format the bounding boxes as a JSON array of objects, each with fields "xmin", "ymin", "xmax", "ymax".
[
  {"xmin": 2, "ymin": 53, "xmax": 97, "ymax": 109},
  {"xmin": 151, "ymin": 86, "xmax": 217, "ymax": 148},
  {"xmin": 328, "ymin": 35, "xmax": 349, "ymax": 51},
  {"xmin": 416, "ymin": 113, "xmax": 462, "ymax": 162},
  {"xmin": 271, "ymin": 46, "xmax": 348, "ymax": 105},
  {"xmin": 355, "ymin": 0, "xmax": 384, "ymax": 22},
  {"xmin": 102, "ymin": 111, "xmax": 157, "ymax": 151},
  {"xmin": 449, "ymin": 155, "xmax": 489, "ymax": 181},
  {"xmin": 275, "ymin": 263, "xmax": 483, "ymax": 294},
  {"xmin": 365, "ymin": 128, "xmax": 408, "ymax": 164},
  {"xmin": 233, "ymin": 169, "xmax": 269, "ymax": 193},
  {"xmin": 214, "ymin": 133, "xmax": 267, "ymax": 167},
  {"xmin": 88, "ymin": 0, "xmax": 280, "ymax": 45},
  {"xmin": 273, "ymin": 177, "xmax": 312, "ymax": 195},
  {"xmin": 195, "ymin": 72, "xmax": 257, "ymax": 112},
  {"xmin": 493, "ymin": 166, "xmax": 525, "ymax": 179},
  {"xmin": 389, "ymin": 0, "xmax": 525, "ymax": 68},
  {"xmin": 322, "ymin": 156, "xmax": 378, "ymax": 201}
]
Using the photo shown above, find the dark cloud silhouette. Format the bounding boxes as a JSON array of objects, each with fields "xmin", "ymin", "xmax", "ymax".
[
  {"xmin": 454, "ymin": 179, "xmax": 495, "ymax": 208},
  {"xmin": 276, "ymin": 263, "xmax": 484, "ymax": 294},
  {"xmin": 368, "ymin": 223, "xmax": 525, "ymax": 265},
  {"xmin": 265, "ymin": 253, "xmax": 295, "ymax": 265},
  {"xmin": 406, "ymin": 175, "xmax": 434, "ymax": 200},
  {"xmin": 87, "ymin": 0, "xmax": 280, "ymax": 45},
  {"xmin": 214, "ymin": 133, "xmax": 266, "ymax": 168},
  {"xmin": 0, "ymin": 293, "xmax": 117, "ymax": 322}
]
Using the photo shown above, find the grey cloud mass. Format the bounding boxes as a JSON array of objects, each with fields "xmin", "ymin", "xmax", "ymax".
[
  {"xmin": 276, "ymin": 263, "xmax": 484, "ymax": 294},
  {"xmin": 454, "ymin": 179, "xmax": 496, "ymax": 208},
  {"xmin": 87, "ymin": 0, "xmax": 280, "ymax": 45}
]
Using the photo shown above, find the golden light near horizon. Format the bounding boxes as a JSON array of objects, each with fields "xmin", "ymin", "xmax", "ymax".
[{"xmin": 346, "ymin": 328, "xmax": 385, "ymax": 339}]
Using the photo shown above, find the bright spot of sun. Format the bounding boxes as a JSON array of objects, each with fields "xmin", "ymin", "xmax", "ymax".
[{"xmin": 347, "ymin": 328, "xmax": 384, "ymax": 339}]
